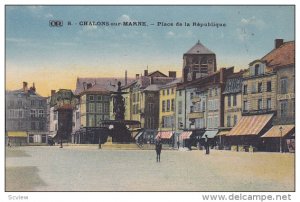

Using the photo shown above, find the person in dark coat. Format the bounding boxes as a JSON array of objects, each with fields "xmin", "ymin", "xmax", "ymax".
[
  {"xmin": 205, "ymin": 135, "xmax": 210, "ymax": 154},
  {"xmin": 155, "ymin": 138, "xmax": 162, "ymax": 162}
]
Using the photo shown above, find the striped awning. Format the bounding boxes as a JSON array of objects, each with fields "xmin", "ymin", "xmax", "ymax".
[
  {"xmin": 7, "ymin": 131, "xmax": 27, "ymax": 137},
  {"xmin": 217, "ymin": 131, "xmax": 229, "ymax": 136},
  {"xmin": 227, "ymin": 114, "xmax": 273, "ymax": 136},
  {"xmin": 180, "ymin": 131, "xmax": 193, "ymax": 140},
  {"xmin": 156, "ymin": 131, "xmax": 173, "ymax": 139},
  {"xmin": 261, "ymin": 125, "xmax": 295, "ymax": 138}
]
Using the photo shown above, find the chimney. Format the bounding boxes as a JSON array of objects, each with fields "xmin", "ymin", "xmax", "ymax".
[
  {"xmin": 125, "ymin": 70, "xmax": 128, "ymax": 86},
  {"xmin": 23, "ymin": 82, "xmax": 28, "ymax": 93},
  {"xmin": 31, "ymin": 82, "xmax": 36, "ymax": 92},
  {"xmin": 168, "ymin": 71, "xmax": 177, "ymax": 78},
  {"xmin": 275, "ymin": 39, "xmax": 284, "ymax": 49},
  {"xmin": 51, "ymin": 90, "xmax": 56, "ymax": 96},
  {"xmin": 220, "ymin": 68, "xmax": 226, "ymax": 83},
  {"xmin": 136, "ymin": 74, "xmax": 140, "ymax": 79},
  {"xmin": 83, "ymin": 82, "xmax": 87, "ymax": 90},
  {"xmin": 144, "ymin": 70, "xmax": 148, "ymax": 77}
]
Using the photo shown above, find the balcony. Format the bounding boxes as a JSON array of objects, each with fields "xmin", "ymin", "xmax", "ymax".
[
  {"xmin": 242, "ymin": 109, "xmax": 276, "ymax": 116},
  {"xmin": 188, "ymin": 111, "xmax": 204, "ymax": 119},
  {"xmin": 191, "ymin": 97, "xmax": 201, "ymax": 103}
]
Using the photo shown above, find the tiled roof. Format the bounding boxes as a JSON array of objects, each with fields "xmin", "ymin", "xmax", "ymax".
[
  {"xmin": 261, "ymin": 41, "xmax": 295, "ymax": 68},
  {"xmin": 184, "ymin": 40, "xmax": 215, "ymax": 55}
]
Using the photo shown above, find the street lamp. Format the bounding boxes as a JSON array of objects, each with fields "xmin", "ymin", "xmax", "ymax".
[{"xmin": 279, "ymin": 126, "xmax": 283, "ymax": 153}]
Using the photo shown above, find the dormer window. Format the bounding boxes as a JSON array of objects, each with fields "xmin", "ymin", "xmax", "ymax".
[{"xmin": 255, "ymin": 64, "xmax": 260, "ymax": 76}]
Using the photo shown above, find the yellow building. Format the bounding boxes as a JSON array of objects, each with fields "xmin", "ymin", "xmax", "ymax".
[{"xmin": 159, "ymin": 79, "xmax": 181, "ymax": 131}]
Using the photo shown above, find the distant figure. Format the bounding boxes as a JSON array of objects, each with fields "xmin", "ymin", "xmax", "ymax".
[
  {"xmin": 155, "ymin": 139, "xmax": 162, "ymax": 162},
  {"xmin": 177, "ymin": 140, "xmax": 180, "ymax": 149},
  {"xmin": 205, "ymin": 135, "xmax": 210, "ymax": 154},
  {"xmin": 8, "ymin": 140, "xmax": 11, "ymax": 147}
]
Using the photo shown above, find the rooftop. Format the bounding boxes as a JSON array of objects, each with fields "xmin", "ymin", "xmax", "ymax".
[{"xmin": 184, "ymin": 40, "xmax": 215, "ymax": 55}]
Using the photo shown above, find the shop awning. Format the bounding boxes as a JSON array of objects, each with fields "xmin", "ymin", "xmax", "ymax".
[
  {"xmin": 261, "ymin": 125, "xmax": 295, "ymax": 138},
  {"xmin": 156, "ymin": 131, "xmax": 173, "ymax": 139},
  {"xmin": 7, "ymin": 131, "xmax": 27, "ymax": 137},
  {"xmin": 227, "ymin": 114, "xmax": 273, "ymax": 136},
  {"xmin": 202, "ymin": 130, "xmax": 218, "ymax": 138},
  {"xmin": 217, "ymin": 131, "xmax": 229, "ymax": 136},
  {"xmin": 180, "ymin": 131, "xmax": 193, "ymax": 140}
]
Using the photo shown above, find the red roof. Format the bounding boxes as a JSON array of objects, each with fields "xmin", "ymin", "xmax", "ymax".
[{"xmin": 261, "ymin": 41, "xmax": 295, "ymax": 68}]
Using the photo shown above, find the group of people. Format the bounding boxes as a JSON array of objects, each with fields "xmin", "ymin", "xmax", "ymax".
[{"xmin": 155, "ymin": 134, "xmax": 210, "ymax": 162}]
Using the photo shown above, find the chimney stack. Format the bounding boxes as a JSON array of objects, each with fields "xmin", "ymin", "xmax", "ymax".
[
  {"xmin": 125, "ymin": 70, "xmax": 128, "ymax": 86},
  {"xmin": 275, "ymin": 39, "xmax": 284, "ymax": 49},
  {"xmin": 168, "ymin": 71, "xmax": 177, "ymax": 78},
  {"xmin": 144, "ymin": 70, "xmax": 148, "ymax": 77},
  {"xmin": 136, "ymin": 74, "xmax": 140, "ymax": 79},
  {"xmin": 51, "ymin": 90, "xmax": 56, "ymax": 96},
  {"xmin": 87, "ymin": 83, "xmax": 92, "ymax": 89},
  {"xmin": 220, "ymin": 68, "xmax": 226, "ymax": 83},
  {"xmin": 31, "ymin": 82, "xmax": 36, "ymax": 92},
  {"xmin": 23, "ymin": 82, "xmax": 28, "ymax": 93}
]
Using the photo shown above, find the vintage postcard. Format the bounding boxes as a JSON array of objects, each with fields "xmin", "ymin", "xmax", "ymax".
[{"xmin": 4, "ymin": 4, "xmax": 295, "ymax": 200}]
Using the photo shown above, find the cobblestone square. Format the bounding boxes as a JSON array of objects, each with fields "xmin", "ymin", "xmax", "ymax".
[{"xmin": 5, "ymin": 146, "xmax": 294, "ymax": 191}]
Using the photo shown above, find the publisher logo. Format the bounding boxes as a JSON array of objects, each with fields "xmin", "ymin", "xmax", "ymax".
[{"xmin": 49, "ymin": 20, "xmax": 63, "ymax": 27}]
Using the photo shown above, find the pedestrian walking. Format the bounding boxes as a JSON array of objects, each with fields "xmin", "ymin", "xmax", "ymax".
[
  {"xmin": 155, "ymin": 138, "xmax": 162, "ymax": 162},
  {"xmin": 177, "ymin": 140, "xmax": 180, "ymax": 149},
  {"xmin": 205, "ymin": 134, "xmax": 210, "ymax": 154}
]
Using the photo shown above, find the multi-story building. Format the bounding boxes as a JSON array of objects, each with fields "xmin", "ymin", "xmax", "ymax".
[
  {"xmin": 6, "ymin": 82, "xmax": 48, "ymax": 146},
  {"xmin": 48, "ymin": 89, "xmax": 78, "ymax": 144},
  {"xmin": 159, "ymin": 79, "xmax": 181, "ymax": 131},
  {"xmin": 227, "ymin": 39, "xmax": 295, "ymax": 152},
  {"xmin": 182, "ymin": 40, "xmax": 217, "ymax": 82},
  {"xmin": 223, "ymin": 71, "xmax": 243, "ymax": 128}
]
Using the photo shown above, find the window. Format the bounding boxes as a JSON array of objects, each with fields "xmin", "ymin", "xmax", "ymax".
[
  {"xmin": 215, "ymin": 88, "xmax": 218, "ymax": 96},
  {"xmin": 267, "ymin": 81, "xmax": 272, "ymax": 92},
  {"xmin": 38, "ymin": 110, "xmax": 44, "ymax": 117},
  {"xmin": 30, "ymin": 110, "xmax": 36, "ymax": 118},
  {"xmin": 178, "ymin": 101, "xmax": 182, "ymax": 114},
  {"xmin": 29, "ymin": 134, "xmax": 34, "ymax": 143},
  {"xmin": 96, "ymin": 103, "xmax": 103, "ymax": 113},
  {"xmin": 280, "ymin": 100, "xmax": 288, "ymax": 118},
  {"xmin": 190, "ymin": 92, "xmax": 194, "ymax": 99},
  {"xmin": 167, "ymin": 89, "xmax": 170, "ymax": 95},
  {"xmin": 227, "ymin": 95, "xmax": 231, "ymax": 107},
  {"xmin": 162, "ymin": 101, "xmax": 166, "ymax": 112},
  {"xmin": 54, "ymin": 112, "xmax": 58, "ymax": 120},
  {"xmin": 39, "ymin": 100, "xmax": 43, "ymax": 107},
  {"xmin": 103, "ymin": 115, "xmax": 110, "ymax": 120},
  {"xmin": 148, "ymin": 103, "xmax": 154, "ymax": 113},
  {"xmin": 163, "ymin": 90, "xmax": 165, "ymax": 96},
  {"xmin": 258, "ymin": 82, "xmax": 262, "ymax": 93},
  {"xmin": 243, "ymin": 101, "xmax": 248, "ymax": 111},
  {"xmin": 267, "ymin": 98, "xmax": 272, "ymax": 110},
  {"xmin": 233, "ymin": 115, "xmax": 238, "ymax": 126},
  {"xmin": 233, "ymin": 94, "xmax": 237, "ymax": 106},
  {"xmin": 137, "ymin": 93, "xmax": 140, "ymax": 102},
  {"xmin": 89, "ymin": 95, "xmax": 94, "ymax": 101},
  {"xmin": 17, "ymin": 100, "xmax": 22, "ymax": 107},
  {"xmin": 227, "ymin": 115, "xmax": 231, "ymax": 127},
  {"xmin": 42, "ymin": 134, "xmax": 47, "ymax": 143},
  {"xmin": 255, "ymin": 64, "xmax": 260, "ymax": 76},
  {"xmin": 89, "ymin": 103, "xmax": 95, "ymax": 112},
  {"xmin": 96, "ymin": 115, "xmax": 102, "ymax": 126},
  {"xmin": 171, "ymin": 88, "xmax": 174, "ymax": 94},
  {"xmin": 167, "ymin": 100, "xmax": 170, "ymax": 111},
  {"xmin": 88, "ymin": 115, "xmax": 95, "ymax": 127},
  {"xmin": 39, "ymin": 122, "xmax": 44, "ymax": 130},
  {"xmin": 243, "ymin": 85, "xmax": 248, "ymax": 95},
  {"xmin": 202, "ymin": 101, "xmax": 206, "ymax": 112},
  {"xmin": 280, "ymin": 78, "xmax": 288, "ymax": 94},
  {"xmin": 258, "ymin": 99, "xmax": 263, "ymax": 110},
  {"xmin": 190, "ymin": 106, "xmax": 194, "ymax": 113},
  {"xmin": 31, "ymin": 122, "xmax": 36, "ymax": 130},
  {"xmin": 252, "ymin": 83, "xmax": 257, "ymax": 93},
  {"xmin": 97, "ymin": 95, "xmax": 102, "ymax": 101},
  {"xmin": 171, "ymin": 99, "xmax": 175, "ymax": 111},
  {"xmin": 31, "ymin": 100, "xmax": 35, "ymax": 106},
  {"xmin": 179, "ymin": 91, "xmax": 182, "ymax": 96},
  {"xmin": 104, "ymin": 103, "xmax": 109, "ymax": 113},
  {"xmin": 9, "ymin": 100, "xmax": 14, "ymax": 107},
  {"xmin": 209, "ymin": 89, "xmax": 212, "ymax": 97}
]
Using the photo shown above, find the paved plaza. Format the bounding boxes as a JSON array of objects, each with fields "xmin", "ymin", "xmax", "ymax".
[{"xmin": 5, "ymin": 146, "xmax": 294, "ymax": 191}]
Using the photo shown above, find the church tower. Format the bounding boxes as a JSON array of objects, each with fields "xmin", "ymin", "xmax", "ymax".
[{"xmin": 182, "ymin": 40, "xmax": 217, "ymax": 82}]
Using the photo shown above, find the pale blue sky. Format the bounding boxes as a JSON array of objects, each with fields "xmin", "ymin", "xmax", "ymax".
[{"xmin": 5, "ymin": 5, "xmax": 294, "ymax": 95}]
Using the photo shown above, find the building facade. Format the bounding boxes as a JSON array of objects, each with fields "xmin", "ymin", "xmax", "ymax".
[{"xmin": 6, "ymin": 82, "xmax": 48, "ymax": 145}]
